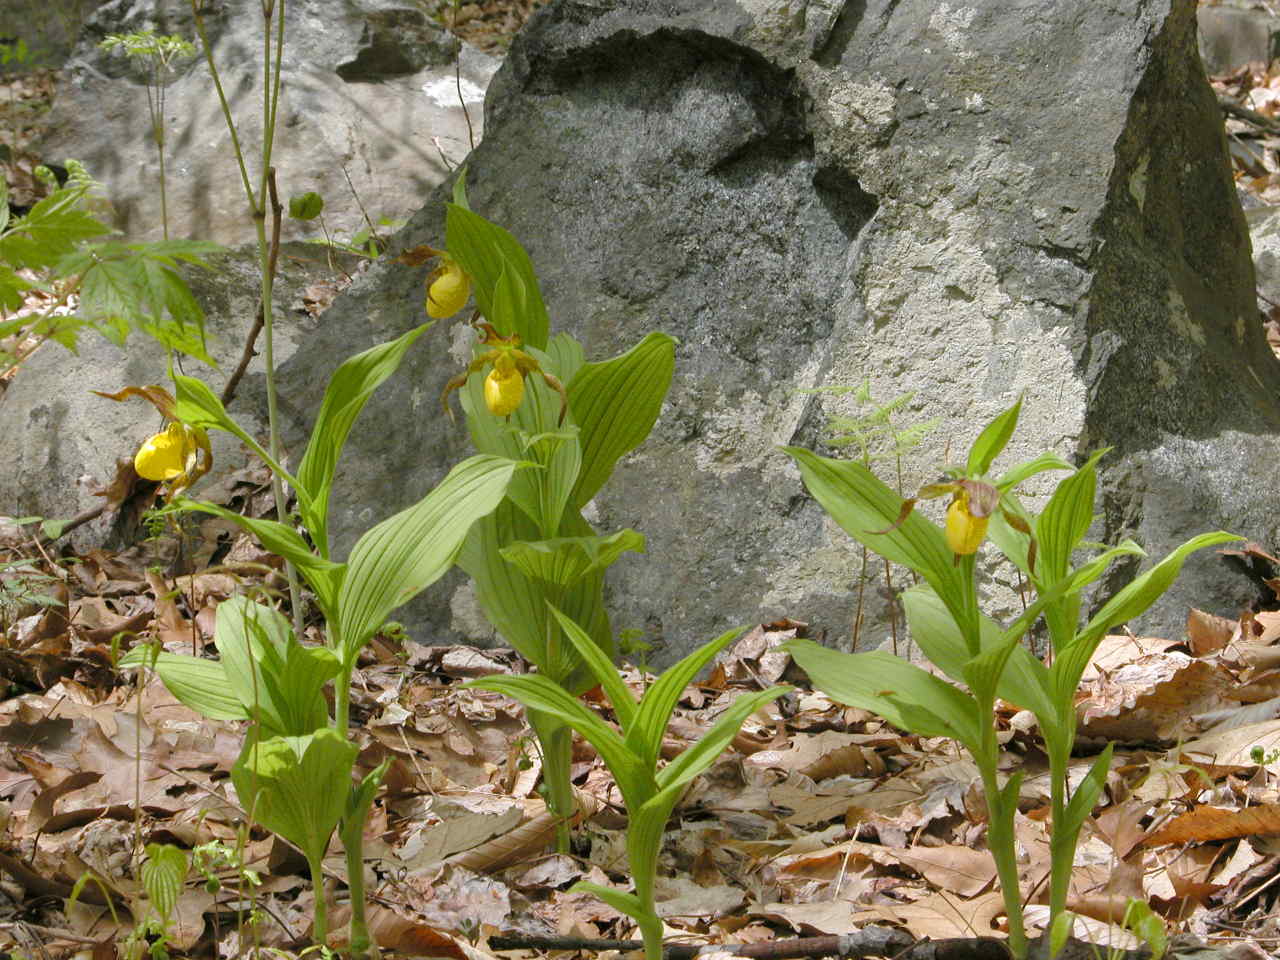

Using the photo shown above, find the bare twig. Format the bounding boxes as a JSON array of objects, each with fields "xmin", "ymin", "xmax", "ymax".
[
  {"xmin": 1220, "ymin": 96, "xmax": 1280, "ymax": 134},
  {"xmin": 220, "ymin": 166, "xmax": 283, "ymax": 407},
  {"xmin": 489, "ymin": 930, "xmax": 914, "ymax": 959}
]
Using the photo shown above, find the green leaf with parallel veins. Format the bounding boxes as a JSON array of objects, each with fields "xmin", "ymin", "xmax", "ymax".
[
  {"xmin": 500, "ymin": 530, "xmax": 645, "ymax": 591},
  {"xmin": 141, "ymin": 843, "xmax": 188, "ymax": 925},
  {"xmin": 232, "ymin": 730, "xmax": 356, "ymax": 867},
  {"xmin": 295, "ymin": 321, "xmax": 434, "ymax": 555},
  {"xmin": 445, "ymin": 204, "xmax": 549, "ymax": 348},
  {"xmin": 568, "ymin": 333, "xmax": 676, "ymax": 510},
  {"xmin": 119, "ymin": 647, "xmax": 247, "ymax": 721},
  {"xmin": 338, "ymin": 454, "xmax": 516, "ymax": 663},
  {"xmin": 783, "ymin": 640, "xmax": 983, "ymax": 749},
  {"xmin": 966, "ymin": 396, "xmax": 1021, "ymax": 477}
]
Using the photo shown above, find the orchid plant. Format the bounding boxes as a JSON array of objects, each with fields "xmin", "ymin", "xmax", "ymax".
[
  {"xmin": 781, "ymin": 398, "xmax": 1238, "ymax": 959},
  {"xmin": 469, "ymin": 605, "xmax": 788, "ymax": 960},
  {"xmin": 116, "ymin": 324, "xmax": 519, "ymax": 956},
  {"xmin": 427, "ymin": 178, "xmax": 676, "ymax": 849}
]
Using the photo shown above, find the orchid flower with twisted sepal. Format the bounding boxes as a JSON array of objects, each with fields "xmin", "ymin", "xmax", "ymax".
[{"xmin": 441, "ymin": 321, "xmax": 568, "ymax": 422}]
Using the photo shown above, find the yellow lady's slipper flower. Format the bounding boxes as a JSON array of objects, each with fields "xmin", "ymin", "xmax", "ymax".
[
  {"xmin": 426, "ymin": 259, "xmax": 471, "ymax": 318},
  {"xmin": 945, "ymin": 492, "xmax": 990, "ymax": 555},
  {"xmin": 484, "ymin": 354, "xmax": 525, "ymax": 416},
  {"xmin": 133, "ymin": 421, "xmax": 211, "ymax": 495},
  {"xmin": 441, "ymin": 322, "xmax": 567, "ymax": 423}
]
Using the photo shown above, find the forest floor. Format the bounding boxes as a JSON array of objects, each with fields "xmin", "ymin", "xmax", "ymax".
[{"xmin": 6, "ymin": 8, "xmax": 1280, "ymax": 960}]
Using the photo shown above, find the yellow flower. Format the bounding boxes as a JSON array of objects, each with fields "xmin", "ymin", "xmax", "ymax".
[
  {"xmin": 134, "ymin": 421, "xmax": 210, "ymax": 493},
  {"xmin": 483, "ymin": 353, "xmax": 524, "ymax": 414},
  {"xmin": 426, "ymin": 260, "xmax": 470, "ymax": 318},
  {"xmin": 945, "ymin": 491, "xmax": 990, "ymax": 555}
]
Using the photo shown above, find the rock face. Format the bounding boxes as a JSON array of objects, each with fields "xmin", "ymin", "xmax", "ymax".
[
  {"xmin": 8, "ymin": 0, "xmax": 1276, "ymax": 662},
  {"xmin": 37, "ymin": 0, "xmax": 496, "ymax": 243},
  {"xmin": 269, "ymin": 0, "xmax": 1280, "ymax": 660}
]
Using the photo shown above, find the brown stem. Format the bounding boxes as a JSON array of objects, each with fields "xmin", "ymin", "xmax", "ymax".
[{"xmin": 220, "ymin": 167, "xmax": 283, "ymax": 407}]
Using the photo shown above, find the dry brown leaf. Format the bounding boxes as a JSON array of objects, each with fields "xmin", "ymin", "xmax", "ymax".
[
  {"xmin": 1143, "ymin": 802, "xmax": 1280, "ymax": 846},
  {"xmin": 888, "ymin": 844, "xmax": 997, "ymax": 898},
  {"xmin": 653, "ymin": 876, "xmax": 745, "ymax": 918},
  {"xmin": 1077, "ymin": 653, "xmax": 1233, "ymax": 741},
  {"xmin": 850, "ymin": 890, "xmax": 1005, "ymax": 942},
  {"xmin": 1187, "ymin": 607, "xmax": 1237, "ymax": 656},
  {"xmin": 446, "ymin": 793, "xmax": 600, "ymax": 873}
]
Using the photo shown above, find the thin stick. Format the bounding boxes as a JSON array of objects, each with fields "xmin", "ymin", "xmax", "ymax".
[{"xmin": 486, "ymin": 930, "xmax": 1029, "ymax": 960}]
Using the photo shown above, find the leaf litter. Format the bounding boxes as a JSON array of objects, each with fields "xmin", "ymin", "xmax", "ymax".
[{"xmin": 4, "ymin": 490, "xmax": 1280, "ymax": 960}]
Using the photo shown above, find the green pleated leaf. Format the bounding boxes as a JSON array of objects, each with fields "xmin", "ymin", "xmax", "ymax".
[
  {"xmin": 459, "ymin": 503, "xmax": 613, "ymax": 688},
  {"xmin": 141, "ymin": 843, "xmax": 188, "ymax": 924},
  {"xmin": 445, "ymin": 204, "xmax": 549, "ymax": 348},
  {"xmin": 994, "ymin": 451, "xmax": 1073, "ymax": 493},
  {"xmin": 295, "ymin": 321, "xmax": 434, "ymax": 555},
  {"xmin": 119, "ymin": 647, "xmax": 246, "ymax": 721},
  {"xmin": 547, "ymin": 604, "xmax": 637, "ymax": 730},
  {"xmin": 783, "ymin": 640, "xmax": 982, "ymax": 748},
  {"xmin": 501, "ymin": 530, "xmax": 645, "ymax": 591},
  {"xmin": 783, "ymin": 446, "xmax": 965, "ymax": 616},
  {"xmin": 629, "ymin": 626, "xmax": 747, "ymax": 770},
  {"xmin": 233, "ymin": 729, "xmax": 356, "ymax": 865},
  {"xmin": 966, "ymin": 396, "xmax": 1021, "ymax": 477},
  {"xmin": 338, "ymin": 454, "xmax": 516, "ymax": 662},
  {"xmin": 568, "ymin": 332, "xmax": 676, "ymax": 509},
  {"xmin": 212, "ymin": 596, "xmax": 337, "ymax": 737},
  {"xmin": 1077, "ymin": 531, "xmax": 1241, "ymax": 650},
  {"xmin": 1034, "ymin": 449, "xmax": 1107, "ymax": 585},
  {"xmin": 1055, "ymin": 745, "xmax": 1114, "ymax": 860},
  {"xmin": 175, "ymin": 499, "xmax": 344, "ymax": 621},
  {"xmin": 460, "ymin": 345, "xmax": 580, "ymax": 534}
]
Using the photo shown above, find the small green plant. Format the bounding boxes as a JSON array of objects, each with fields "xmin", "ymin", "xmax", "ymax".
[
  {"xmin": 289, "ymin": 190, "xmax": 402, "ymax": 268},
  {"xmin": 781, "ymin": 398, "xmax": 1238, "ymax": 959},
  {"xmin": 0, "ymin": 161, "xmax": 222, "ymax": 378},
  {"xmin": 429, "ymin": 181, "xmax": 676, "ymax": 850},
  {"xmin": 1052, "ymin": 897, "xmax": 1168, "ymax": 960},
  {"xmin": 804, "ymin": 380, "xmax": 938, "ymax": 652},
  {"xmin": 1251, "ymin": 744, "xmax": 1280, "ymax": 766},
  {"xmin": 132, "ymin": 842, "xmax": 188, "ymax": 960},
  {"xmin": 468, "ymin": 605, "xmax": 787, "ymax": 960},
  {"xmin": 0, "ymin": 556, "xmax": 62, "ymax": 632},
  {"xmin": 98, "ymin": 30, "xmax": 195, "ymax": 242}
]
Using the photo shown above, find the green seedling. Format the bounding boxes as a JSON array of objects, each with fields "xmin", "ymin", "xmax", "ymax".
[
  {"xmin": 782, "ymin": 398, "xmax": 1238, "ymax": 959},
  {"xmin": 133, "ymin": 842, "xmax": 188, "ymax": 960},
  {"xmin": 289, "ymin": 190, "xmax": 401, "ymax": 267},
  {"xmin": 434, "ymin": 185, "xmax": 676, "ymax": 850},
  {"xmin": 98, "ymin": 30, "xmax": 195, "ymax": 241},
  {"xmin": 469, "ymin": 604, "xmax": 788, "ymax": 960}
]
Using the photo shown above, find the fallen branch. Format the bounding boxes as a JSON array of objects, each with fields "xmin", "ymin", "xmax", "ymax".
[
  {"xmin": 487, "ymin": 928, "xmax": 1005, "ymax": 960},
  {"xmin": 487, "ymin": 932, "xmax": 1152, "ymax": 960}
]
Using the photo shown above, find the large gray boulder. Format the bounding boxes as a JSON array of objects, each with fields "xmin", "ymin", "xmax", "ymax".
[
  {"xmin": 38, "ymin": 0, "xmax": 496, "ymax": 243},
  {"xmin": 269, "ymin": 0, "xmax": 1280, "ymax": 660}
]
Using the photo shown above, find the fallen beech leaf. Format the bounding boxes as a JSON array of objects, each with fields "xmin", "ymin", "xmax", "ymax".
[
  {"xmin": 1187, "ymin": 607, "xmax": 1236, "ymax": 656},
  {"xmin": 1143, "ymin": 802, "xmax": 1280, "ymax": 846}
]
